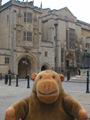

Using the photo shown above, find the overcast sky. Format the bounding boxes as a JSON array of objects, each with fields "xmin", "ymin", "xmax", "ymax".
[{"xmin": 2, "ymin": 0, "xmax": 90, "ymax": 24}]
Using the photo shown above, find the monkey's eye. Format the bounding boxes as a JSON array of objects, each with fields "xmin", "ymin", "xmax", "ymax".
[
  {"xmin": 52, "ymin": 76, "xmax": 55, "ymax": 79},
  {"xmin": 40, "ymin": 76, "xmax": 42, "ymax": 79}
]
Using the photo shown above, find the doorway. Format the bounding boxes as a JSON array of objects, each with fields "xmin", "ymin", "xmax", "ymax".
[
  {"xmin": 66, "ymin": 60, "xmax": 69, "ymax": 68},
  {"xmin": 18, "ymin": 58, "xmax": 31, "ymax": 78},
  {"xmin": 41, "ymin": 65, "xmax": 47, "ymax": 71}
]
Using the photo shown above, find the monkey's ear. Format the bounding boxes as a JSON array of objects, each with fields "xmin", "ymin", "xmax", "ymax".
[
  {"xmin": 59, "ymin": 74, "xmax": 64, "ymax": 82},
  {"xmin": 30, "ymin": 73, "xmax": 37, "ymax": 81}
]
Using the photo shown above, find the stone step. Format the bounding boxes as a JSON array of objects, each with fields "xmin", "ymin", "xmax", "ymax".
[{"xmin": 71, "ymin": 75, "xmax": 90, "ymax": 82}]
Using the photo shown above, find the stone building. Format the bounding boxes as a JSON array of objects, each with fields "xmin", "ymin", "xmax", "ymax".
[
  {"xmin": 41, "ymin": 7, "xmax": 90, "ymax": 74},
  {"xmin": 0, "ymin": 0, "xmax": 90, "ymax": 78}
]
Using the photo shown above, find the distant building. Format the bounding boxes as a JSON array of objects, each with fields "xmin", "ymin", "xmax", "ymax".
[{"xmin": 0, "ymin": 0, "xmax": 90, "ymax": 77}]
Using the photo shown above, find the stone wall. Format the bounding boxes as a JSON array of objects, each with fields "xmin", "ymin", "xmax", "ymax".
[{"xmin": 0, "ymin": 1, "xmax": 90, "ymax": 76}]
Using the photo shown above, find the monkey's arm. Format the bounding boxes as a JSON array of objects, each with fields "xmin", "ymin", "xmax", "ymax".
[
  {"xmin": 63, "ymin": 94, "xmax": 89, "ymax": 120},
  {"xmin": 5, "ymin": 96, "xmax": 29, "ymax": 120}
]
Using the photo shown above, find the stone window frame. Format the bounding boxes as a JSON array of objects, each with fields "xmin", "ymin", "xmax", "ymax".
[
  {"xmin": 45, "ymin": 51, "xmax": 48, "ymax": 57},
  {"xmin": 5, "ymin": 57, "xmax": 9, "ymax": 64},
  {"xmin": 69, "ymin": 28, "xmax": 75, "ymax": 49},
  {"xmin": 66, "ymin": 28, "xmax": 76, "ymax": 50},
  {"xmin": 24, "ymin": 12, "xmax": 32, "ymax": 23},
  {"xmin": 23, "ymin": 31, "xmax": 32, "ymax": 41},
  {"xmin": 86, "ymin": 37, "xmax": 90, "ymax": 49},
  {"xmin": 64, "ymin": 16, "xmax": 69, "ymax": 21}
]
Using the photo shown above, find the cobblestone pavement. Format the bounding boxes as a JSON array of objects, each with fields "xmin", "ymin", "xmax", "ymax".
[{"xmin": 0, "ymin": 78, "xmax": 90, "ymax": 119}]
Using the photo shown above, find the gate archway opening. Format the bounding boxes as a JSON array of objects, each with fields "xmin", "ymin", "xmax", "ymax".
[
  {"xmin": 66, "ymin": 53, "xmax": 74, "ymax": 68},
  {"xmin": 18, "ymin": 57, "xmax": 31, "ymax": 78},
  {"xmin": 41, "ymin": 65, "xmax": 47, "ymax": 71},
  {"xmin": 41, "ymin": 63, "xmax": 50, "ymax": 71}
]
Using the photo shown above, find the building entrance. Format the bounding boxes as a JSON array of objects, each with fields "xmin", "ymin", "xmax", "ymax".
[
  {"xmin": 41, "ymin": 65, "xmax": 47, "ymax": 71},
  {"xmin": 41, "ymin": 63, "xmax": 50, "ymax": 71},
  {"xmin": 18, "ymin": 58, "xmax": 31, "ymax": 78},
  {"xmin": 66, "ymin": 53, "xmax": 74, "ymax": 68}
]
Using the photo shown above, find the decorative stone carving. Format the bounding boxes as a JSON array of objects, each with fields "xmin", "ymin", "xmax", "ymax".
[
  {"xmin": 17, "ymin": 31, "xmax": 21, "ymax": 42},
  {"xmin": 34, "ymin": 21, "xmax": 37, "ymax": 26},
  {"xmin": 33, "ymin": 34, "xmax": 38, "ymax": 46},
  {"xmin": 28, "ymin": 25, "xmax": 32, "ymax": 31}
]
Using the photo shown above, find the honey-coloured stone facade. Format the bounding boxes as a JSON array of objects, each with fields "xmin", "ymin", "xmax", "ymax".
[{"xmin": 0, "ymin": 0, "xmax": 90, "ymax": 77}]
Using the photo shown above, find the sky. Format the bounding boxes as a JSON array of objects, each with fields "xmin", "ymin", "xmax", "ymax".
[{"xmin": 2, "ymin": 0, "xmax": 90, "ymax": 24}]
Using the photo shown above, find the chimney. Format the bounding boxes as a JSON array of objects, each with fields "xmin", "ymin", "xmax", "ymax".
[
  {"xmin": 40, "ymin": 2, "xmax": 42, "ymax": 9},
  {"xmin": 0, "ymin": 0, "xmax": 2, "ymax": 7}
]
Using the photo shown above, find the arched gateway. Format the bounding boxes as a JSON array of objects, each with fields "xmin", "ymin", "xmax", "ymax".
[
  {"xmin": 66, "ymin": 53, "xmax": 74, "ymax": 68},
  {"xmin": 41, "ymin": 63, "xmax": 50, "ymax": 71},
  {"xmin": 18, "ymin": 58, "xmax": 31, "ymax": 78},
  {"xmin": 17, "ymin": 53, "xmax": 38, "ymax": 78}
]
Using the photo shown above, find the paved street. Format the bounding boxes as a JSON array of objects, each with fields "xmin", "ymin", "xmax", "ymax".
[{"xmin": 0, "ymin": 78, "xmax": 90, "ymax": 119}]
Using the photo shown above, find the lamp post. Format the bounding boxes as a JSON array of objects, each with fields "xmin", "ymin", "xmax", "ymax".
[
  {"xmin": 54, "ymin": 23, "xmax": 58, "ymax": 72},
  {"xmin": 25, "ymin": 50, "xmax": 29, "ymax": 78}
]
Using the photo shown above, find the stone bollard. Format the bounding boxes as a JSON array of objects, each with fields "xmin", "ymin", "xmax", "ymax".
[
  {"xmin": 5, "ymin": 74, "xmax": 8, "ymax": 84},
  {"xmin": 86, "ymin": 70, "xmax": 89, "ymax": 93},
  {"xmin": 67, "ymin": 69, "xmax": 70, "ymax": 81},
  {"xmin": 16, "ymin": 75, "xmax": 19, "ymax": 87},
  {"xmin": 27, "ymin": 75, "xmax": 30, "ymax": 88},
  {"xmin": 8, "ymin": 74, "xmax": 11, "ymax": 86}
]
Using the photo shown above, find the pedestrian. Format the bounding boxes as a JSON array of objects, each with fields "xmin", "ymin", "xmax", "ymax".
[{"xmin": 8, "ymin": 68, "xmax": 11, "ymax": 75}]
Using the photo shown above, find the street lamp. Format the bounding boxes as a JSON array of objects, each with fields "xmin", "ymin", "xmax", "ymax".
[{"xmin": 54, "ymin": 23, "xmax": 58, "ymax": 72}]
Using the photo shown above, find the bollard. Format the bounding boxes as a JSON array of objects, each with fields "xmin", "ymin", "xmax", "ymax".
[
  {"xmin": 6, "ymin": 74, "xmax": 8, "ymax": 83},
  {"xmin": 0, "ymin": 73, "xmax": 2, "ymax": 80},
  {"xmin": 86, "ymin": 70, "xmax": 89, "ymax": 93},
  {"xmin": 8, "ymin": 74, "xmax": 11, "ymax": 86},
  {"xmin": 67, "ymin": 70, "xmax": 70, "ymax": 81},
  {"xmin": 27, "ymin": 75, "xmax": 30, "ymax": 88},
  {"xmin": 78, "ymin": 69, "xmax": 80, "ymax": 75},
  {"xmin": 5, "ymin": 75, "xmax": 7, "ymax": 84},
  {"xmin": 5, "ymin": 74, "xmax": 8, "ymax": 84},
  {"xmin": 16, "ymin": 75, "xmax": 19, "ymax": 87}
]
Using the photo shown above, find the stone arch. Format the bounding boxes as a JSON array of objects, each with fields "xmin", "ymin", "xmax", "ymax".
[
  {"xmin": 66, "ymin": 53, "xmax": 74, "ymax": 67},
  {"xmin": 41, "ymin": 62, "xmax": 50, "ymax": 71},
  {"xmin": 16, "ymin": 53, "xmax": 38, "ymax": 78},
  {"xmin": 18, "ymin": 58, "xmax": 31, "ymax": 78}
]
